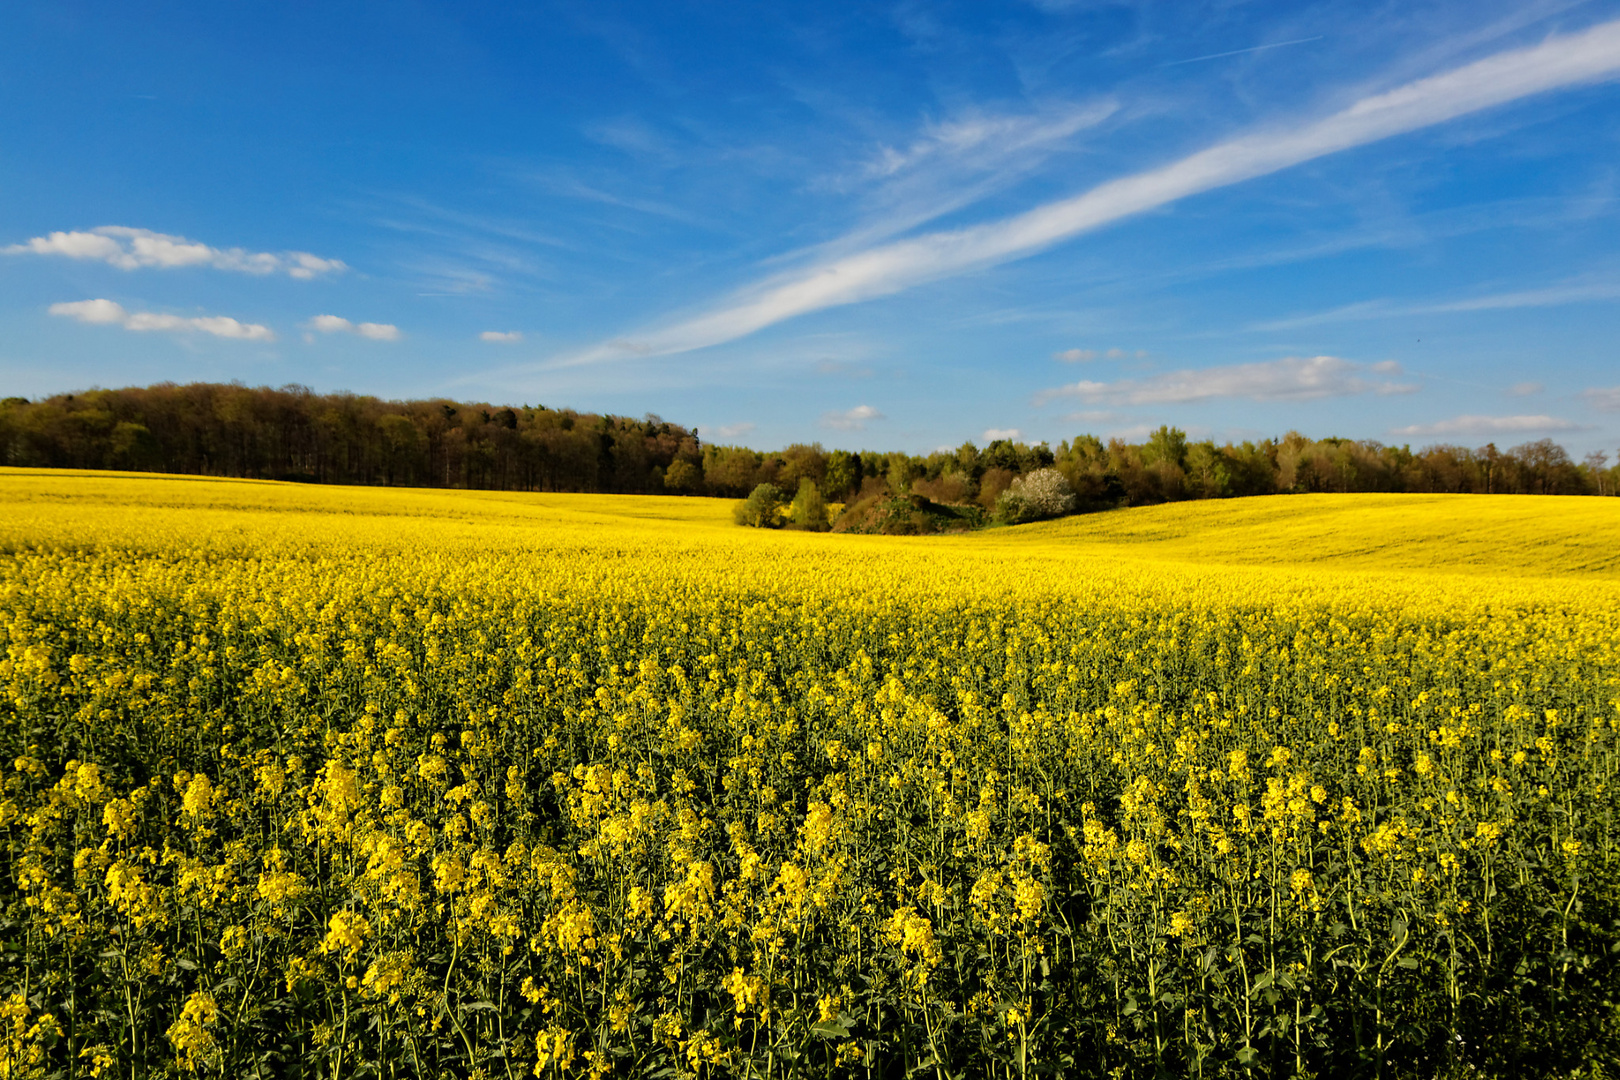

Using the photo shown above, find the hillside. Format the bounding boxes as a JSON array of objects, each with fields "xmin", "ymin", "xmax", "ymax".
[
  {"xmin": 1000, "ymin": 492, "xmax": 1620, "ymax": 578},
  {"xmin": 5, "ymin": 469, "xmax": 1616, "ymax": 582}
]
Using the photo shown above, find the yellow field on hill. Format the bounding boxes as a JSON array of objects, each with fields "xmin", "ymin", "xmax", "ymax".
[
  {"xmin": 3, "ymin": 468, "xmax": 1616, "ymax": 582},
  {"xmin": 1007, "ymin": 491, "xmax": 1620, "ymax": 578},
  {"xmin": 2, "ymin": 469, "xmax": 1617, "ymax": 1079}
]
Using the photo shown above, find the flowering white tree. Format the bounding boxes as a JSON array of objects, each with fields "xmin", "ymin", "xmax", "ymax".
[{"xmin": 997, "ymin": 468, "xmax": 1077, "ymax": 523}]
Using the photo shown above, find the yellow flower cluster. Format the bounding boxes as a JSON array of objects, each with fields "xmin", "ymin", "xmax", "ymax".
[{"xmin": 0, "ymin": 472, "xmax": 1617, "ymax": 1078}]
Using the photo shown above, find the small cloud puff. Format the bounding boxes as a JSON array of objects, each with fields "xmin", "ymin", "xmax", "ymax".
[
  {"xmin": 820, "ymin": 405, "xmax": 884, "ymax": 431},
  {"xmin": 1054, "ymin": 347, "xmax": 1148, "ymax": 363},
  {"xmin": 982, "ymin": 428, "xmax": 1022, "ymax": 441},
  {"xmin": 49, "ymin": 298, "xmax": 273, "ymax": 340},
  {"xmin": 1508, "ymin": 381, "xmax": 1544, "ymax": 397},
  {"xmin": 8, "ymin": 227, "xmax": 344, "ymax": 278},
  {"xmin": 707, "ymin": 421, "xmax": 757, "ymax": 441},
  {"xmin": 49, "ymin": 298, "xmax": 127, "ymax": 325},
  {"xmin": 480, "ymin": 330, "xmax": 523, "ymax": 343},
  {"xmin": 307, "ymin": 315, "xmax": 401, "ymax": 341}
]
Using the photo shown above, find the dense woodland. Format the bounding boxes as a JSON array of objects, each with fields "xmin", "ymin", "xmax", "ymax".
[{"xmin": 2, "ymin": 382, "xmax": 1615, "ymax": 507}]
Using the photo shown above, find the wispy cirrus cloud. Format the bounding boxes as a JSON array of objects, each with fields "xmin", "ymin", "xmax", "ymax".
[
  {"xmin": 307, "ymin": 315, "xmax": 402, "ymax": 341},
  {"xmin": 1035, "ymin": 356, "xmax": 1414, "ymax": 406},
  {"xmin": 1584, "ymin": 386, "xmax": 1620, "ymax": 411},
  {"xmin": 553, "ymin": 18, "xmax": 1620, "ymax": 367},
  {"xmin": 1388, "ymin": 414, "xmax": 1585, "ymax": 437},
  {"xmin": 49, "ymin": 298, "xmax": 274, "ymax": 340},
  {"xmin": 8, "ymin": 226, "xmax": 344, "ymax": 278},
  {"xmin": 480, "ymin": 330, "xmax": 523, "ymax": 343},
  {"xmin": 858, "ymin": 102, "xmax": 1116, "ymax": 182},
  {"xmin": 800, "ymin": 99, "xmax": 1120, "ymax": 258},
  {"xmin": 820, "ymin": 404, "xmax": 884, "ymax": 431}
]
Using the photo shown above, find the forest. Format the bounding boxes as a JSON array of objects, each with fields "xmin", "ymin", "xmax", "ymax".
[{"xmin": 1, "ymin": 381, "xmax": 1614, "ymax": 506}]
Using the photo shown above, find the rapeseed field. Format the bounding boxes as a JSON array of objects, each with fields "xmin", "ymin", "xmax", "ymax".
[{"xmin": 2, "ymin": 470, "xmax": 1617, "ymax": 1079}]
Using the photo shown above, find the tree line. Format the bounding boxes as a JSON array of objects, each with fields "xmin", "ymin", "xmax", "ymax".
[
  {"xmin": 0, "ymin": 383, "xmax": 701, "ymax": 493},
  {"xmin": 2, "ymin": 382, "xmax": 1615, "ymax": 503},
  {"xmin": 703, "ymin": 426, "xmax": 1619, "ymax": 506}
]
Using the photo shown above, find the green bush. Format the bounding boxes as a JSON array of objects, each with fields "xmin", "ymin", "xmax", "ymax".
[
  {"xmin": 787, "ymin": 479, "xmax": 829, "ymax": 531},
  {"xmin": 732, "ymin": 482, "xmax": 784, "ymax": 527}
]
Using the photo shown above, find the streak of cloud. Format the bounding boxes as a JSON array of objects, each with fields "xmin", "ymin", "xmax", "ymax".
[
  {"xmin": 8, "ymin": 226, "xmax": 344, "ymax": 278},
  {"xmin": 49, "ymin": 299, "xmax": 275, "ymax": 340},
  {"xmin": 1388, "ymin": 414, "xmax": 1585, "ymax": 437},
  {"xmin": 553, "ymin": 18, "xmax": 1620, "ymax": 367},
  {"xmin": 1034, "ymin": 356, "xmax": 1414, "ymax": 406}
]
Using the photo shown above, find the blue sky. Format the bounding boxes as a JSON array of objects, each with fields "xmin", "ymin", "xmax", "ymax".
[{"xmin": 3, "ymin": 0, "xmax": 1620, "ymax": 456}]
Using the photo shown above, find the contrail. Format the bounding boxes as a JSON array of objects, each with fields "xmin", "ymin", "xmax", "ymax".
[
  {"xmin": 1158, "ymin": 36, "xmax": 1325, "ymax": 68},
  {"xmin": 546, "ymin": 18, "xmax": 1620, "ymax": 367}
]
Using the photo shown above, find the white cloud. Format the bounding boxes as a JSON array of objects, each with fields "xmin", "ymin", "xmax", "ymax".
[
  {"xmin": 707, "ymin": 421, "xmax": 757, "ymax": 440},
  {"xmin": 47, "ymin": 298, "xmax": 127, "ymax": 324},
  {"xmin": 480, "ymin": 330, "xmax": 523, "ymax": 343},
  {"xmin": 820, "ymin": 405, "xmax": 885, "ymax": 431},
  {"xmin": 307, "ymin": 315, "xmax": 402, "ymax": 341},
  {"xmin": 1584, "ymin": 386, "xmax": 1620, "ymax": 411},
  {"xmin": 17, "ymin": 232, "xmax": 123, "ymax": 261},
  {"xmin": 1035, "ymin": 356, "xmax": 1415, "ymax": 406},
  {"xmin": 49, "ymin": 298, "xmax": 274, "ymax": 340},
  {"xmin": 561, "ymin": 18, "xmax": 1620, "ymax": 365},
  {"xmin": 6, "ymin": 226, "xmax": 344, "ymax": 278},
  {"xmin": 1508, "ymin": 381, "xmax": 1544, "ymax": 396},
  {"xmin": 1055, "ymin": 348, "xmax": 1097, "ymax": 363},
  {"xmin": 982, "ymin": 428, "xmax": 1022, "ymax": 441},
  {"xmin": 187, "ymin": 316, "xmax": 273, "ymax": 340},
  {"xmin": 1388, "ymin": 414, "xmax": 1585, "ymax": 438}
]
